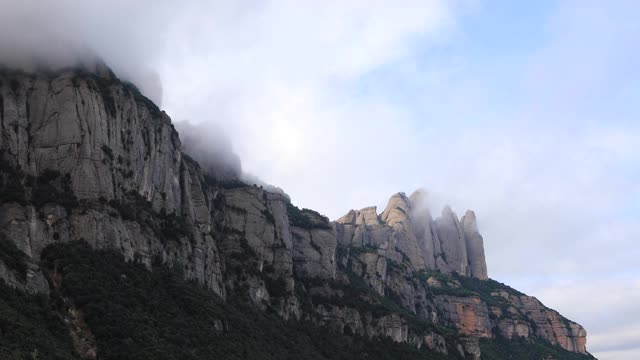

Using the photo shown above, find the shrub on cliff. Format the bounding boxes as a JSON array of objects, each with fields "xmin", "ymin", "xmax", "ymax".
[
  {"xmin": 0, "ymin": 234, "xmax": 28, "ymax": 280},
  {"xmin": 0, "ymin": 280, "xmax": 79, "ymax": 359},
  {"xmin": 286, "ymin": 202, "xmax": 331, "ymax": 230}
]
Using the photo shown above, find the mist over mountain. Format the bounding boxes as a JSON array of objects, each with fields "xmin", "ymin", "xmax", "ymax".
[
  {"xmin": 0, "ymin": 0, "xmax": 167, "ymax": 105},
  {"xmin": 175, "ymin": 120, "xmax": 243, "ymax": 181}
]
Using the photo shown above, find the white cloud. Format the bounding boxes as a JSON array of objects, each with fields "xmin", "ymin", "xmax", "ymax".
[
  {"xmin": 596, "ymin": 349, "xmax": 640, "ymax": 360},
  {"xmin": 527, "ymin": 277, "xmax": 640, "ymax": 359},
  {"xmin": 157, "ymin": 0, "xmax": 462, "ymax": 214}
]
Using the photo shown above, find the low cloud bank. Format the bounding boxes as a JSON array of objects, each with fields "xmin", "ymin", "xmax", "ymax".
[{"xmin": 0, "ymin": 0, "xmax": 168, "ymax": 105}]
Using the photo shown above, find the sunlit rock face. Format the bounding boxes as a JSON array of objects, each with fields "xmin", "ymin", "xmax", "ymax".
[{"xmin": 0, "ymin": 64, "xmax": 588, "ymax": 356}]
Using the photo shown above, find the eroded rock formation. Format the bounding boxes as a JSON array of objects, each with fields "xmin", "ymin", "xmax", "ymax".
[
  {"xmin": 0, "ymin": 64, "xmax": 589, "ymax": 358},
  {"xmin": 335, "ymin": 191, "xmax": 488, "ymax": 280}
]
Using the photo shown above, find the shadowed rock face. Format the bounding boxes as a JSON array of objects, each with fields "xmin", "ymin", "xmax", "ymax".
[{"xmin": 0, "ymin": 65, "xmax": 589, "ymax": 357}]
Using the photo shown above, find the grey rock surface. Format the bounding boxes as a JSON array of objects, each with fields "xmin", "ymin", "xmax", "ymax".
[
  {"xmin": 434, "ymin": 206, "xmax": 469, "ymax": 276},
  {"xmin": 461, "ymin": 210, "xmax": 488, "ymax": 280}
]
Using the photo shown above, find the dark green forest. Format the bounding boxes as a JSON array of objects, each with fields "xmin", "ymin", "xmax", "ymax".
[{"xmin": 0, "ymin": 241, "xmax": 595, "ymax": 360}]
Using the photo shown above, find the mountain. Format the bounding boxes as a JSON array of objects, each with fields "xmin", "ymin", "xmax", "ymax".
[{"xmin": 0, "ymin": 64, "xmax": 594, "ymax": 359}]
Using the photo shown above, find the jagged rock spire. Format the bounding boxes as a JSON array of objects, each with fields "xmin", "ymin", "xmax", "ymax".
[
  {"xmin": 461, "ymin": 210, "xmax": 488, "ymax": 280},
  {"xmin": 335, "ymin": 190, "xmax": 489, "ymax": 279},
  {"xmin": 408, "ymin": 189, "xmax": 443, "ymax": 270},
  {"xmin": 434, "ymin": 206, "xmax": 469, "ymax": 276},
  {"xmin": 380, "ymin": 192, "xmax": 411, "ymax": 225}
]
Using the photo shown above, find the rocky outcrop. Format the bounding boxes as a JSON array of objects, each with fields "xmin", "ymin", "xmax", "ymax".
[
  {"xmin": 0, "ymin": 258, "xmax": 48, "ymax": 294},
  {"xmin": 490, "ymin": 289, "xmax": 588, "ymax": 353},
  {"xmin": 0, "ymin": 64, "xmax": 590, "ymax": 357},
  {"xmin": 461, "ymin": 211, "xmax": 488, "ymax": 280},
  {"xmin": 435, "ymin": 206, "xmax": 470, "ymax": 276},
  {"xmin": 313, "ymin": 305, "xmax": 450, "ymax": 355},
  {"xmin": 291, "ymin": 224, "xmax": 337, "ymax": 280},
  {"xmin": 434, "ymin": 295, "xmax": 492, "ymax": 338},
  {"xmin": 380, "ymin": 193, "xmax": 428, "ymax": 270},
  {"xmin": 335, "ymin": 191, "xmax": 486, "ymax": 279}
]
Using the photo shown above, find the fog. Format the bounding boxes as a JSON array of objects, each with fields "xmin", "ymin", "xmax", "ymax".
[
  {"xmin": 0, "ymin": 0, "xmax": 168, "ymax": 105},
  {"xmin": 174, "ymin": 121, "xmax": 242, "ymax": 181},
  {"xmin": 175, "ymin": 120, "xmax": 290, "ymax": 196}
]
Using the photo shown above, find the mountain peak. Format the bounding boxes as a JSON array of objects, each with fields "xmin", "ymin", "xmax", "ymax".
[{"xmin": 380, "ymin": 192, "xmax": 411, "ymax": 225}]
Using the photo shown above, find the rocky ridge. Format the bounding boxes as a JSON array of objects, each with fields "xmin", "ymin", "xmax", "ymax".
[
  {"xmin": 335, "ymin": 190, "xmax": 488, "ymax": 280},
  {"xmin": 0, "ymin": 64, "xmax": 590, "ymax": 359}
]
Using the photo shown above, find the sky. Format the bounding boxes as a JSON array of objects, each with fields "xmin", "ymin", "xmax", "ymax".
[{"xmin": 1, "ymin": 1, "xmax": 639, "ymax": 359}]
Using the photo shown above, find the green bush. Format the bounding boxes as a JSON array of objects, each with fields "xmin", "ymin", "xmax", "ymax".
[
  {"xmin": 416, "ymin": 270, "xmax": 518, "ymax": 310},
  {"xmin": 263, "ymin": 276, "xmax": 288, "ymax": 298},
  {"xmin": 0, "ymin": 280, "xmax": 79, "ymax": 359},
  {"xmin": 101, "ymin": 145, "xmax": 114, "ymax": 160},
  {"xmin": 0, "ymin": 155, "xmax": 79, "ymax": 211},
  {"xmin": 72, "ymin": 70, "xmax": 161, "ymax": 119},
  {"xmin": 479, "ymin": 337, "xmax": 595, "ymax": 360},
  {"xmin": 286, "ymin": 202, "xmax": 331, "ymax": 230},
  {"xmin": 31, "ymin": 170, "xmax": 78, "ymax": 212},
  {"xmin": 0, "ymin": 234, "xmax": 27, "ymax": 280},
  {"xmin": 123, "ymin": 81, "xmax": 161, "ymax": 117},
  {"xmin": 108, "ymin": 192, "xmax": 190, "ymax": 245},
  {"xmin": 0, "ymin": 156, "xmax": 27, "ymax": 205},
  {"xmin": 220, "ymin": 179, "xmax": 250, "ymax": 189}
]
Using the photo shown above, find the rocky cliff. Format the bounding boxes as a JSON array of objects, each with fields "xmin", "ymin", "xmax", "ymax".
[
  {"xmin": 335, "ymin": 190, "xmax": 488, "ymax": 280},
  {"xmin": 0, "ymin": 64, "xmax": 591, "ymax": 359}
]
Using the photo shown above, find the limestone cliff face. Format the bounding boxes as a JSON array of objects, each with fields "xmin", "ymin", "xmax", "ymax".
[
  {"xmin": 0, "ymin": 64, "xmax": 225, "ymax": 297},
  {"xmin": 0, "ymin": 65, "xmax": 589, "ymax": 357}
]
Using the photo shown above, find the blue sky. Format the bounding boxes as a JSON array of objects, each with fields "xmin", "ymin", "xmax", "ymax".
[
  {"xmin": 357, "ymin": 1, "xmax": 555, "ymax": 115},
  {"xmin": 2, "ymin": 1, "xmax": 638, "ymax": 359}
]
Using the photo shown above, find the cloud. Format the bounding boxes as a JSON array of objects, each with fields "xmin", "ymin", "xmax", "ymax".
[
  {"xmin": 0, "ymin": 0, "xmax": 460, "ymax": 190},
  {"xmin": 174, "ymin": 120, "xmax": 242, "ymax": 181},
  {"xmin": 155, "ymin": 0, "xmax": 463, "ymax": 211},
  {"xmin": 527, "ymin": 277, "xmax": 640, "ymax": 359},
  {"xmin": 0, "ymin": 0, "xmax": 171, "ymax": 104}
]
